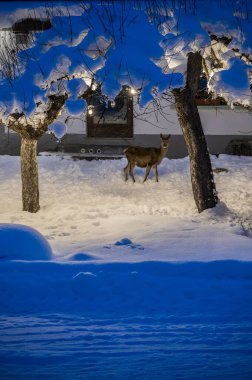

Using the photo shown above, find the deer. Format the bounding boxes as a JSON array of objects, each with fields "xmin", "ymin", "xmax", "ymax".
[{"xmin": 123, "ymin": 134, "xmax": 171, "ymax": 183}]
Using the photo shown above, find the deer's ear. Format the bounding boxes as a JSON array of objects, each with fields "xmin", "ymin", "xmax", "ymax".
[{"xmin": 160, "ymin": 133, "xmax": 163, "ymax": 138}]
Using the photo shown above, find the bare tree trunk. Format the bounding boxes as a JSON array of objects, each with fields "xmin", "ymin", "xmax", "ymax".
[
  {"xmin": 20, "ymin": 138, "xmax": 40, "ymax": 213},
  {"xmin": 173, "ymin": 52, "xmax": 218, "ymax": 213}
]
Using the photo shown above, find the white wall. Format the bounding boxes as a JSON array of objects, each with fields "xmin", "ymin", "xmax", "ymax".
[
  {"xmin": 4, "ymin": 98, "xmax": 252, "ymax": 137},
  {"xmin": 132, "ymin": 100, "xmax": 252, "ymax": 135},
  {"xmin": 65, "ymin": 101, "xmax": 252, "ymax": 136},
  {"xmin": 199, "ymin": 107, "xmax": 252, "ymax": 135}
]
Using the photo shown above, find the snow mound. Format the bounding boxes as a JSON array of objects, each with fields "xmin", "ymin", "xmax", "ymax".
[
  {"xmin": 115, "ymin": 238, "xmax": 133, "ymax": 246},
  {"xmin": 0, "ymin": 224, "xmax": 52, "ymax": 261},
  {"xmin": 114, "ymin": 238, "xmax": 144, "ymax": 250},
  {"xmin": 68, "ymin": 252, "xmax": 97, "ymax": 261}
]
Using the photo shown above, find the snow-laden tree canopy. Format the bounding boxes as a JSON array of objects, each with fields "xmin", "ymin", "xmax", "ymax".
[
  {"xmin": 154, "ymin": 0, "xmax": 252, "ymax": 107},
  {"xmin": 0, "ymin": 0, "xmax": 251, "ymax": 134}
]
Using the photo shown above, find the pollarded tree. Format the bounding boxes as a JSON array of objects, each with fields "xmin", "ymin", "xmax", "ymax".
[
  {"xmin": 0, "ymin": 18, "xmax": 68, "ymax": 212},
  {"xmin": 5, "ymin": 93, "xmax": 68, "ymax": 213},
  {"xmin": 172, "ymin": 51, "xmax": 218, "ymax": 212},
  {"xmin": 0, "ymin": 2, "xmax": 111, "ymax": 212},
  {"xmin": 146, "ymin": 0, "xmax": 252, "ymax": 212},
  {"xmin": 81, "ymin": 0, "xmax": 251, "ymax": 212}
]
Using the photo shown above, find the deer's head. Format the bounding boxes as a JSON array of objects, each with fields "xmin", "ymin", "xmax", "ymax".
[{"xmin": 160, "ymin": 134, "xmax": 171, "ymax": 149}]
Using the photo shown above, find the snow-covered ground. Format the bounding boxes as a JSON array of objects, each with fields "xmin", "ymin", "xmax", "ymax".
[
  {"xmin": 0, "ymin": 154, "xmax": 252, "ymax": 379},
  {"xmin": 0, "ymin": 154, "xmax": 251, "ymax": 261}
]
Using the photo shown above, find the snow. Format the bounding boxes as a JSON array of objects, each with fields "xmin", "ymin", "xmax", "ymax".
[
  {"xmin": 0, "ymin": 0, "xmax": 252, "ymax": 376},
  {"xmin": 0, "ymin": 154, "xmax": 252, "ymax": 378},
  {"xmin": 0, "ymin": 223, "xmax": 52, "ymax": 260},
  {"xmin": 0, "ymin": 3, "xmax": 82, "ymax": 29},
  {"xmin": 42, "ymin": 29, "xmax": 89, "ymax": 52},
  {"xmin": 0, "ymin": 154, "xmax": 251, "ymax": 262},
  {"xmin": 156, "ymin": 1, "xmax": 252, "ymax": 106}
]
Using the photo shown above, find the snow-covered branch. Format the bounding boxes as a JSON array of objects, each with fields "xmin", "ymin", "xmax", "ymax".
[{"xmin": 6, "ymin": 93, "xmax": 68, "ymax": 140}]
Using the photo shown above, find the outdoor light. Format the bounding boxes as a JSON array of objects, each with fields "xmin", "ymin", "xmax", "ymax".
[
  {"xmin": 88, "ymin": 106, "xmax": 94, "ymax": 115},
  {"xmin": 91, "ymin": 82, "xmax": 97, "ymax": 91},
  {"xmin": 130, "ymin": 88, "xmax": 136, "ymax": 95}
]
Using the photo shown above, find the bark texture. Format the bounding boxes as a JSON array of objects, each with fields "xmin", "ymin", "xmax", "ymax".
[
  {"xmin": 173, "ymin": 52, "xmax": 218, "ymax": 212},
  {"xmin": 21, "ymin": 138, "xmax": 40, "ymax": 213},
  {"xmin": 7, "ymin": 93, "xmax": 68, "ymax": 213}
]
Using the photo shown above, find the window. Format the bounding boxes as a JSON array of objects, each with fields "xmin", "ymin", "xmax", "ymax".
[{"xmin": 85, "ymin": 85, "xmax": 133, "ymax": 138}]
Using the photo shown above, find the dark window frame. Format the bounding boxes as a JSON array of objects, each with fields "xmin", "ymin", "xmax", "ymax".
[{"xmin": 85, "ymin": 85, "xmax": 133, "ymax": 138}]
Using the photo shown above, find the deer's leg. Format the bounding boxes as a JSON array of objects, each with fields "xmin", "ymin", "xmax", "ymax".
[
  {"xmin": 153, "ymin": 164, "xmax": 159, "ymax": 182},
  {"xmin": 129, "ymin": 162, "xmax": 136, "ymax": 183},
  {"xmin": 143, "ymin": 164, "xmax": 152, "ymax": 182},
  {"xmin": 123, "ymin": 162, "xmax": 130, "ymax": 181}
]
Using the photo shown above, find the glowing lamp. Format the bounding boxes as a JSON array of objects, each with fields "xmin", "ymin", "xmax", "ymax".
[{"xmin": 88, "ymin": 106, "xmax": 94, "ymax": 115}]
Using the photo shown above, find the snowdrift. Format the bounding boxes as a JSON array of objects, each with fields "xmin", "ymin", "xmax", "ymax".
[{"xmin": 0, "ymin": 224, "xmax": 52, "ymax": 261}]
